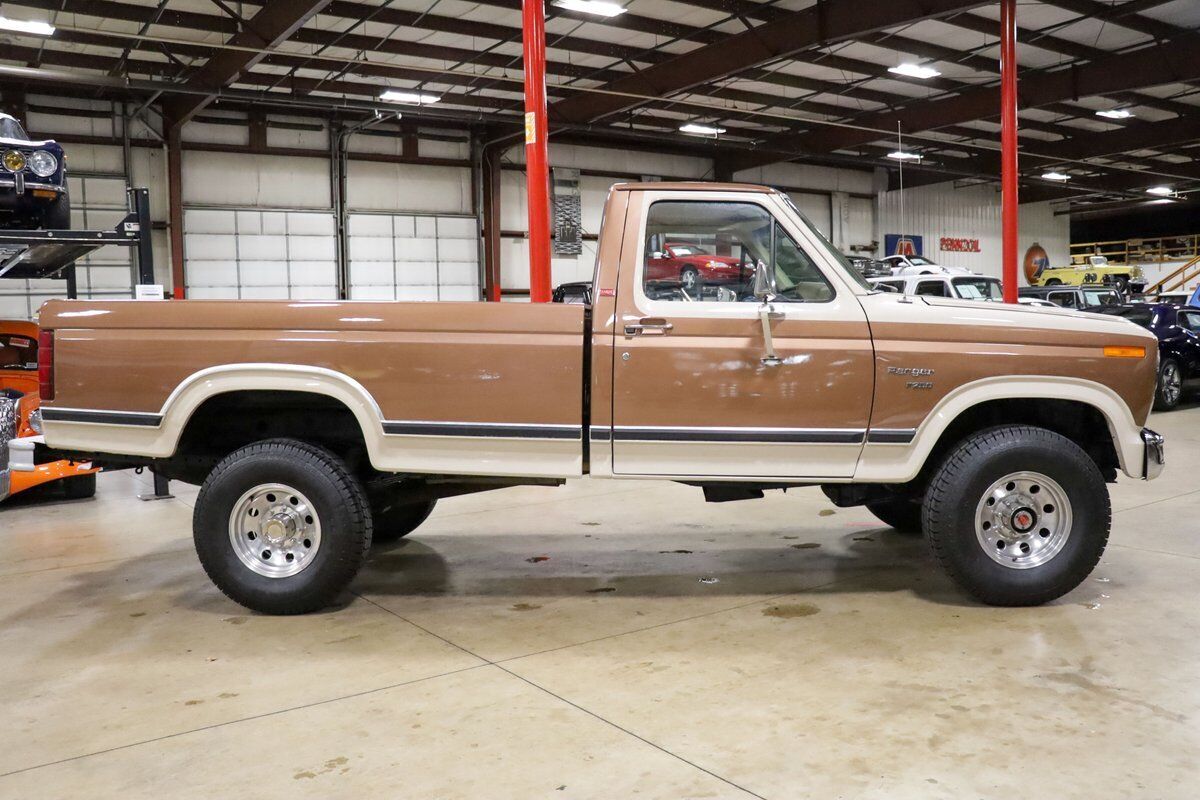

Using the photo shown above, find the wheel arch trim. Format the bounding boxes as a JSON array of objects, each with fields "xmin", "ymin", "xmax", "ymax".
[{"xmin": 855, "ymin": 375, "xmax": 1144, "ymax": 482}]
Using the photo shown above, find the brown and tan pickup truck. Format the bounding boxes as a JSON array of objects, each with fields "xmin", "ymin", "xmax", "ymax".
[{"xmin": 35, "ymin": 183, "xmax": 1164, "ymax": 614}]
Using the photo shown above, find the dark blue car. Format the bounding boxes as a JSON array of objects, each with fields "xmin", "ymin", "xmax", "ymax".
[
  {"xmin": 1086, "ymin": 303, "xmax": 1200, "ymax": 411},
  {"xmin": 0, "ymin": 113, "xmax": 70, "ymax": 230}
]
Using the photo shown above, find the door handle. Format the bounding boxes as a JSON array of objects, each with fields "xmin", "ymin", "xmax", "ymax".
[{"xmin": 624, "ymin": 318, "xmax": 674, "ymax": 336}]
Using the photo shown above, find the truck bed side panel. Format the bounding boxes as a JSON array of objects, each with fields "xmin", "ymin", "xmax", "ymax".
[{"xmin": 40, "ymin": 301, "xmax": 587, "ymax": 478}]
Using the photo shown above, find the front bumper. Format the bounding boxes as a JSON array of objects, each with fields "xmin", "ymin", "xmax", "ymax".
[{"xmin": 1142, "ymin": 427, "xmax": 1165, "ymax": 480}]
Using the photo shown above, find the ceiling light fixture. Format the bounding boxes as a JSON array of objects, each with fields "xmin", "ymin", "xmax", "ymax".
[
  {"xmin": 887, "ymin": 150, "xmax": 922, "ymax": 161},
  {"xmin": 1146, "ymin": 186, "xmax": 1174, "ymax": 196},
  {"xmin": 679, "ymin": 123, "xmax": 726, "ymax": 136},
  {"xmin": 0, "ymin": 16, "xmax": 55, "ymax": 35},
  {"xmin": 888, "ymin": 63, "xmax": 941, "ymax": 80},
  {"xmin": 1095, "ymin": 109, "xmax": 1134, "ymax": 120},
  {"xmin": 379, "ymin": 90, "xmax": 441, "ymax": 105},
  {"xmin": 1041, "ymin": 172, "xmax": 1071, "ymax": 181},
  {"xmin": 552, "ymin": 0, "xmax": 627, "ymax": 17}
]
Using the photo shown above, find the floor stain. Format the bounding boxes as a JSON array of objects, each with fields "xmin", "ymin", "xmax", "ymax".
[
  {"xmin": 587, "ymin": 587, "xmax": 616, "ymax": 594},
  {"xmin": 294, "ymin": 757, "xmax": 351, "ymax": 781},
  {"xmin": 658, "ymin": 549, "xmax": 693, "ymax": 554},
  {"xmin": 762, "ymin": 603, "xmax": 820, "ymax": 619},
  {"xmin": 222, "ymin": 617, "xmax": 247, "ymax": 625},
  {"xmin": 581, "ymin": 522, "xmax": 601, "ymax": 526},
  {"xmin": 324, "ymin": 635, "xmax": 362, "ymax": 645},
  {"xmin": 184, "ymin": 699, "xmax": 203, "ymax": 706},
  {"xmin": 852, "ymin": 536, "xmax": 875, "ymax": 542},
  {"xmin": 511, "ymin": 602, "xmax": 542, "ymax": 611},
  {"xmin": 218, "ymin": 692, "xmax": 238, "ymax": 699},
  {"xmin": 525, "ymin": 556, "xmax": 550, "ymax": 563},
  {"xmin": 790, "ymin": 542, "xmax": 821, "ymax": 550},
  {"xmin": 128, "ymin": 612, "xmax": 146, "ymax": 618},
  {"xmin": 780, "ymin": 536, "xmax": 799, "ymax": 540},
  {"xmin": 818, "ymin": 509, "xmax": 836, "ymax": 517},
  {"xmin": 1042, "ymin": 671, "xmax": 1186, "ymax": 723}
]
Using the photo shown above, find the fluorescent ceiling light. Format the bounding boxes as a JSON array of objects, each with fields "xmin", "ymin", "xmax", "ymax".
[
  {"xmin": 888, "ymin": 63, "xmax": 940, "ymax": 80},
  {"xmin": 552, "ymin": 0, "xmax": 627, "ymax": 16},
  {"xmin": 1095, "ymin": 109, "xmax": 1133, "ymax": 120},
  {"xmin": 1146, "ymin": 185, "xmax": 1174, "ymax": 196},
  {"xmin": 379, "ymin": 90, "xmax": 440, "ymax": 105},
  {"xmin": 0, "ymin": 16, "xmax": 55, "ymax": 35},
  {"xmin": 1041, "ymin": 171, "xmax": 1071, "ymax": 181},
  {"xmin": 679, "ymin": 123, "xmax": 725, "ymax": 136},
  {"xmin": 887, "ymin": 150, "xmax": 922, "ymax": 161}
]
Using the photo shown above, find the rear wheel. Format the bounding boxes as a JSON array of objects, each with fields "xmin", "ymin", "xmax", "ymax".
[
  {"xmin": 193, "ymin": 439, "xmax": 371, "ymax": 614},
  {"xmin": 1154, "ymin": 357, "xmax": 1183, "ymax": 411},
  {"xmin": 923, "ymin": 425, "xmax": 1109, "ymax": 606},
  {"xmin": 865, "ymin": 498, "xmax": 922, "ymax": 533}
]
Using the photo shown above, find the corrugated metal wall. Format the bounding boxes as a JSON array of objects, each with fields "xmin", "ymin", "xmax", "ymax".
[{"xmin": 875, "ymin": 182, "xmax": 1070, "ymax": 284}]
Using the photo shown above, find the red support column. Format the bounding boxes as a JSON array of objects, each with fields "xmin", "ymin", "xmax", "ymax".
[
  {"xmin": 1000, "ymin": 0, "xmax": 1019, "ymax": 304},
  {"xmin": 523, "ymin": 0, "xmax": 552, "ymax": 302}
]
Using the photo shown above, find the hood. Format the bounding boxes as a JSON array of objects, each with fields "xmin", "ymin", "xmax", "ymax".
[{"xmin": 862, "ymin": 291, "xmax": 1158, "ymax": 343}]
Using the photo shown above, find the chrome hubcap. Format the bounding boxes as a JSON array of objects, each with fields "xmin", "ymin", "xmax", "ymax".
[
  {"xmin": 229, "ymin": 483, "xmax": 322, "ymax": 578},
  {"xmin": 975, "ymin": 471, "xmax": 1072, "ymax": 570},
  {"xmin": 681, "ymin": 270, "xmax": 697, "ymax": 288},
  {"xmin": 1162, "ymin": 363, "xmax": 1182, "ymax": 404}
]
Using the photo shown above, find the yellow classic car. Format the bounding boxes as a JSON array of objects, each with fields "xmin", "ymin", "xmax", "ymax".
[{"xmin": 1028, "ymin": 255, "xmax": 1144, "ymax": 290}]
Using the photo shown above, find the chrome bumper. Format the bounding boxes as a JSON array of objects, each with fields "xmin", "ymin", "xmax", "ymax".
[
  {"xmin": 0, "ymin": 437, "xmax": 38, "ymax": 503},
  {"xmin": 1142, "ymin": 428, "xmax": 1165, "ymax": 480}
]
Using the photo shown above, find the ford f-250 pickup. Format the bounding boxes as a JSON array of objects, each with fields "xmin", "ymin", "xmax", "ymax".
[{"xmin": 34, "ymin": 183, "xmax": 1165, "ymax": 614}]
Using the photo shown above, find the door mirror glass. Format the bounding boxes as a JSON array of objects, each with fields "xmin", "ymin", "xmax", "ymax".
[{"xmin": 752, "ymin": 258, "xmax": 776, "ymax": 300}]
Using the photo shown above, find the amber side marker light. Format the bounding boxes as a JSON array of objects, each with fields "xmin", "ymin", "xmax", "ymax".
[{"xmin": 1103, "ymin": 345, "xmax": 1146, "ymax": 358}]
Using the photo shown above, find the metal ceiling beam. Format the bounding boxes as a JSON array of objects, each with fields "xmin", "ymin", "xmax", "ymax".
[
  {"xmin": 548, "ymin": 0, "xmax": 989, "ymax": 125},
  {"xmin": 733, "ymin": 29, "xmax": 1200, "ymax": 170},
  {"xmin": 161, "ymin": 0, "xmax": 332, "ymax": 128}
]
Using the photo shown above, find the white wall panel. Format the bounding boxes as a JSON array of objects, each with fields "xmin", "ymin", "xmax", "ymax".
[
  {"xmin": 183, "ymin": 151, "xmax": 331, "ymax": 209},
  {"xmin": 787, "ymin": 192, "xmax": 832, "ymax": 237},
  {"xmin": 875, "ymin": 182, "xmax": 1070, "ymax": 285},
  {"xmin": 346, "ymin": 161, "xmax": 471, "ymax": 214}
]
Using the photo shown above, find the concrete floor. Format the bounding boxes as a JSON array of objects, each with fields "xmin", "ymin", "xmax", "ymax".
[{"xmin": 2, "ymin": 408, "xmax": 1198, "ymax": 799}]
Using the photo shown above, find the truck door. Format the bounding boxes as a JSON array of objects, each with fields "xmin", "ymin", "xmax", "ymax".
[{"xmin": 607, "ymin": 190, "xmax": 874, "ymax": 479}]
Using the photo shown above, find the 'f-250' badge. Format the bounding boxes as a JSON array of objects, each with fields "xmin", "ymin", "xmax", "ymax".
[{"xmin": 887, "ymin": 365, "xmax": 934, "ymax": 389}]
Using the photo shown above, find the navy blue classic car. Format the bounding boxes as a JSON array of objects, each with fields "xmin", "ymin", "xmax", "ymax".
[
  {"xmin": 1086, "ymin": 303, "xmax": 1200, "ymax": 411},
  {"xmin": 0, "ymin": 113, "xmax": 70, "ymax": 230}
]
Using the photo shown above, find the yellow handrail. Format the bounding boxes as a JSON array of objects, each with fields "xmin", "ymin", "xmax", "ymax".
[{"xmin": 1145, "ymin": 253, "xmax": 1200, "ymax": 295}]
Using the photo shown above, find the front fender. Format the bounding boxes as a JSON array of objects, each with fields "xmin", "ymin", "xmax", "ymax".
[{"xmin": 854, "ymin": 375, "xmax": 1146, "ymax": 482}]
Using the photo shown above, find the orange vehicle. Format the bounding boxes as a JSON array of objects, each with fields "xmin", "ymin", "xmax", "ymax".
[{"xmin": 1, "ymin": 320, "xmax": 97, "ymax": 502}]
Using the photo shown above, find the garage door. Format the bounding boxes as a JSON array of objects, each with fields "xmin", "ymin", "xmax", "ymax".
[
  {"xmin": 348, "ymin": 212, "xmax": 480, "ymax": 301},
  {"xmin": 183, "ymin": 208, "xmax": 338, "ymax": 300}
]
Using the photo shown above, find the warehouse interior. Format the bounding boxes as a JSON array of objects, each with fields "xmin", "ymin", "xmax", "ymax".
[{"xmin": 2, "ymin": 0, "xmax": 1200, "ymax": 796}]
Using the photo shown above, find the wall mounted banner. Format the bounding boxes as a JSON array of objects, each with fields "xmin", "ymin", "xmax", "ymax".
[
  {"xmin": 884, "ymin": 234, "xmax": 923, "ymax": 257},
  {"xmin": 939, "ymin": 237, "xmax": 981, "ymax": 253}
]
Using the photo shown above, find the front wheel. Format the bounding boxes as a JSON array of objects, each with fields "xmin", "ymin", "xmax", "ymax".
[
  {"xmin": 1154, "ymin": 357, "xmax": 1183, "ymax": 411},
  {"xmin": 193, "ymin": 439, "xmax": 372, "ymax": 614},
  {"xmin": 679, "ymin": 266, "xmax": 700, "ymax": 293},
  {"xmin": 41, "ymin": 193, "xmax": 71, "ymax": 230},
  {"xmin": 923, "ymin": 425, "xmax": 1109, "ymax": 606}
]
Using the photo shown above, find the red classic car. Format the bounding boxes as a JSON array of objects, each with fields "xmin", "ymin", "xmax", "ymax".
[{"xmin": 645, "ymin": 242, "xmax": 745, "ymax": 291}]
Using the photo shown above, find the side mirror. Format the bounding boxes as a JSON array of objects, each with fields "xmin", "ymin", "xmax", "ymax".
[
  {"xmin": 752, "ymin": 258, "xmax": 777, "ymax": 300},
  {"xmin": 649, "ymin": 251, "xmax": 664, "ymax": 260}
]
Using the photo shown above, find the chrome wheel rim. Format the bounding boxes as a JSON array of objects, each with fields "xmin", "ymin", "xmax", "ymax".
[
  {"xmin": 681, "ymin": 269, "xmax": 698, "ymax": 289},
  {"xmin": 229, "ymin": 483, "xmax": 322, "ymax": 578},
  {"xmin": 975, "ymin": 471, "xmax": 1072, "ymax": 570},
  {"xmin": 1162, "ymin": 362, "xmax": 1182, "ymax": 405}
]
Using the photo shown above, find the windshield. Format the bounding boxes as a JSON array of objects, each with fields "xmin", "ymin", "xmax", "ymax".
[
  {"xmin": 1082, "ymin": 288, "xmax": 1119, "ymax": 306},
  {"xmin": 952, "ymin": 277, "xmax": 1003, "ymax": 300},
  {"xmin": 778, "ymin": 194, "xmax": 872, "ymax": 290},
  {"xmin": 909, "ymin": 256, "xmax": 935, "ymax": 266},
  {"xmin": 1094, "ymin": 306, "xmax": 1155, "ymax": 328},
  {"xmin": 667, "ymin": 245, "xmax": 707, "ymax": 257},
  {"xmin": 0, "ymin": 334, "xmax": 38, "ymax": 370},
  {"xmin": 0, "ymin": 115, "xmax": 28, "ymax": 141}
]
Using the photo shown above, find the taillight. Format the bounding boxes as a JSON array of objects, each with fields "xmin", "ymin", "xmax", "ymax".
[{"xmin": 38, "ymin": 329, "xmax": 55, "ymax": 401}]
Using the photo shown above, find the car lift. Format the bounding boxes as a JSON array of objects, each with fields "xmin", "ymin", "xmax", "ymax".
[
  {"xmin": 0, "ymin": 187, "xmax": 154, "ymax": 294},
  {"xmin": 0, "ymin": 187, "xmax": 172, "ymax": 500}
]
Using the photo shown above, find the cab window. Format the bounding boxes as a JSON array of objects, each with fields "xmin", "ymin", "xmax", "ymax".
[
  {"xmin": 641, "ymin": 200, "xmax": 832, "ymax": 303},
  {"xmin": 1048, "ymin": 291, "xmax": 1077, "ymax": 308},
  {"xmin": 914, "ymin": 280, "xmax": 949, "ymax": 297},
  {"xmin": 952, "ymin": 277, "xmax": 1002, "ymax": 301},
  {"xmin": 1179, "ymin": 311, "xmax": 1200, "ymax": 332}
]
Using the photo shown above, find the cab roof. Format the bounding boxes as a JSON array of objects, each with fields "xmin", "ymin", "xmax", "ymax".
[{"xmin": 612, "ymin": 181, "xmax": 776, "ymax": 193}]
